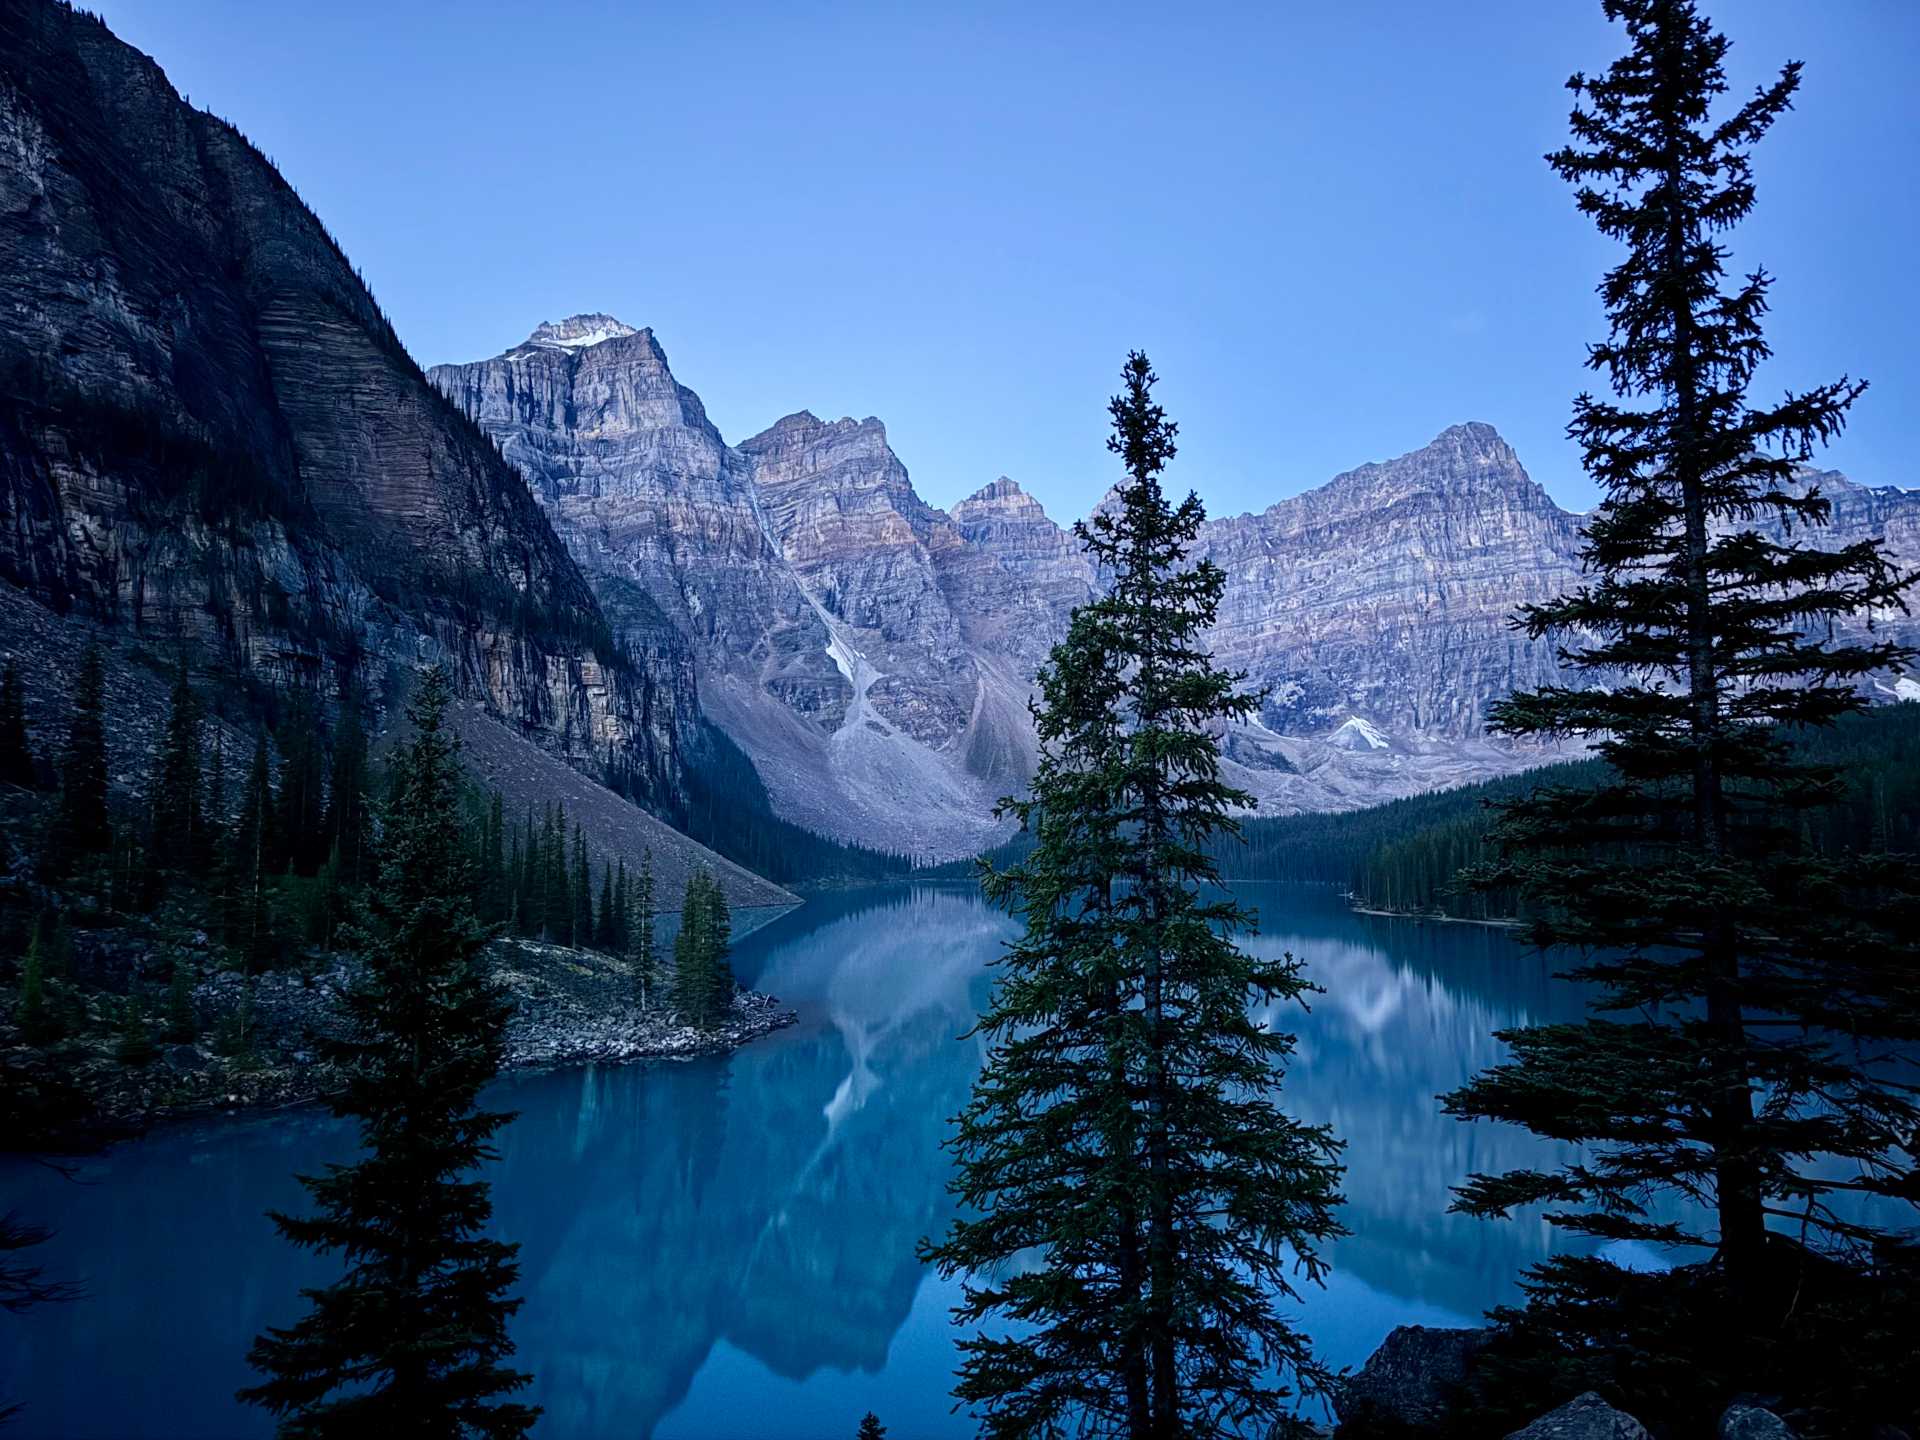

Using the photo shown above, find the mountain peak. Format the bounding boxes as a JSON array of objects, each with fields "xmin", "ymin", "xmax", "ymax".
[{"xmin": 524, "ymin": 314, "xmax": 640, "ymax": 351}]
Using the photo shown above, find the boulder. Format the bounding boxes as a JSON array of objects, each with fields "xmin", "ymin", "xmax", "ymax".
[
  {"xmin": 1335, "ymin": 1324, "xmax": 1488, "ymax": 1431},
  {"xmin": 1720, "ymin": 1406, "xmax": 1796, "ymax": 1439},
  {"xmin": 1504, "ymin": 1392, "xmax": 1651, "ymax": 1440}
]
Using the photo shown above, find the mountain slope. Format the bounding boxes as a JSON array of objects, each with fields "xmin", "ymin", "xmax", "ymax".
[
  {"xmin": 0, "ymin": 0, "xmax": 698, "ymax": 809},
  {"xmin": 437, "ymin": 319, "xmax": 1920, "ymax": 860}
]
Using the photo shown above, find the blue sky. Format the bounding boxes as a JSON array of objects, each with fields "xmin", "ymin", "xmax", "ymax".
[{"xmin": 98, "ymin": 0, "xmax": 1916, "ymax": 521}]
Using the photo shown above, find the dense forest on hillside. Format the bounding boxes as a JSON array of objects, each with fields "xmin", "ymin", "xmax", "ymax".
[
  {"xmin": 924, "ymin": 704, "xmax": 1920, "ymax": 922},
  {"xmin": 637, "ymin": 726, "xmax": 913, "ymax": 886}
]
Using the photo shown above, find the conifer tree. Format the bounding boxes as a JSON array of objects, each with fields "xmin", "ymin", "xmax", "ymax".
[
  {"xmin": 700, "ymin": 873, "xmax": 733, "ymax": 1021},
  {"xmin": 274, "ymin": 696, "xmax": 328, "ymax": 877},
  {"xmin": 924, "ymin": 354, "xmax": 1345, "ymax": 1440},
  {"xmin": 541, "ymin": 806, "xmax": 567, "ymax": 943},
  {"xmin": 482, "ymin": 792, "xmax": 507, "ymax": 928},
  {"xmin": 629, "ymin": 850, "xmax": 657, "ymax": 1007},
  {"xmin": 671, "ymin": 869, "xmax": 712, "ymax": 1024},
  {"xmin": 231, "ymin": 731, "xmax": 278, "ymax": 971},
  {"xmin": 324, "ymin": 702, "xmax": 370, "ymax": 890},
  {"xmin": 594, "ymin": 863, "xmax": 616, "ymax": 952},
  {"xmin": 670, "ymin": 868, "xmax": 732, "ymax": 1027},
  {"xmin": 151, "ymin": 662, "xmax": 204, "ymax": 881},
  {"xmin": 165, "ymin": 952, "xmax": 197, "ymax": 1044},
  {"xmin": 115, "ymin": 993, "xmax": 156, "ymax": 1067},
  {"xmin": 1441, "ymin": 2, "xmax": 1920, "ymax": 1427},
  {"xmin": 13, "ymin": 925, "xmax": 58, "ymax": 1047},
  {"xmin": 239, "ymin": 667, "xmax": 536, "ymax": 1437},
  {"xmin": 856, "ymin": 1413, "xmax": 887, "ymax": 1440},
  {"xmin": 49, "ymin": 645, "xmax": 110, "ymax": 871},
  {"xmin": 570, "ymin": 825, "xmax": 592, "ymax": 947},
  {"xmin": 203, "ymin": 728, "xmax": 228, "ymax": 878},
  {"xmin": 0, "ymin": 660, "xmax": 35, "ymax": 788},
  {"xmin": 611, "ymin": 859, "xmax": 629, "ymax": 955},
  {"xmin": 517, "ymin": 806, "xmax": 542, "ymax": 939}
]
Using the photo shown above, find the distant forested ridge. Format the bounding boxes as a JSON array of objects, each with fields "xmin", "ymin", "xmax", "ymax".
[{"xmin": 925, "ymin": 704, "xmax": 1920, "ymax": 921}]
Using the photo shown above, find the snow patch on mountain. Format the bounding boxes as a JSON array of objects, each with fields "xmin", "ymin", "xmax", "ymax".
[
  {"xmin": 1328, "ymin": 715, "xmax": 1392, "ymax": 752},
  {"xmin": 525, "ymin": 314, "xmax": 639, "ymax": 351}
]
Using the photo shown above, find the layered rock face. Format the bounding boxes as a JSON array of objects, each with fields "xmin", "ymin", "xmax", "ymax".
[
  {"xmin": 434, "ymin": 343, "xmax": 1051, "ymax": 856},
  {"xmin": 437, "ymin": 315, "xmax": 1920, "ymax": 859},
  {"xmin": 0, "ymin": 1, "xmax": 682, "ymax": 804}
]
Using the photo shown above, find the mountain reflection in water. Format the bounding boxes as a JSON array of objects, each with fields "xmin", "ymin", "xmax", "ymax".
[{"xmin": 0, "ymin": 883, "xmax": 1595, "ymax": 1439}]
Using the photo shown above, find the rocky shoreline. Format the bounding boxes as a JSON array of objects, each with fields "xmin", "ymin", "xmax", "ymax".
[
  {"xmin": 1330, "ymin": 1324, "xmax": 1820, "ymax": 1439},
  {"xmin": 5, "ymin": 937, "xmax": 796, "ymax": 1142}
]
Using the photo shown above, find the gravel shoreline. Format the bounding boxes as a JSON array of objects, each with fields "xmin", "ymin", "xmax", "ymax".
[{"xmin": 6, "ymin": 937, "xmax": 797, "ymax": 1141}]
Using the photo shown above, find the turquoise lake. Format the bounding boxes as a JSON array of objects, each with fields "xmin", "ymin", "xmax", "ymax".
[{"xmin": 0, "ymin": 882, "xmax": 1592, "ymax": 1439}]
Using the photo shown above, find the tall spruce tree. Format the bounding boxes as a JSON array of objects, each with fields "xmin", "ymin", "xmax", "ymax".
[
  {"xmin": 239, "ymin": 666, "xmax": 536, "ymax": 1438},
  {"xmin": 629, "ymin": 849, "xmax": 657, "ymax": 1007},
  {"xmin": 274, "ymin": 695, "xmax": 328, "ymax": 877},
  {"xmin": 151, "ymin": 662, "xmax": 204, "ymax": 881},
  {"xmin": 923, "ymin": 353, "xmax": 1345, "ymax": 1440},
  {"xmin": 13, "ymin": 924, "xmax": 58, "ymax": 1047},
  {"xmin": 324, "ymin": 701, "xmax": 371, "ymax": 890},
  {"xmin": 670, "ymin": 868, "xmax": 732, "ymax": 1027},
  {"xmin": 0, "ymin": 660, "xmax": 35, "ymax": 788},
  {"xmin": 1440, "ymin": 3, "xmax": 1920, "ymax": 1431},
  {"xmin": 594, "ymin": 863, "xmax": 617, "ymax": 952},
  {"xmin": 610, "ymin": 860, "xmax": 630, "ymax": 955},
  {"xmin": 516, "ymin": 806, "xmax": 542, "ymax": 939},
  {"xmin": 50, "ymin": 645, "xmax": 110, "ymax": 872},
  {"xmin": 699, "ymin": 874, "xmax": 733, "ymax": 1021},
  {"xmin": 230, "ymin": 731, "xmax": 278, "ymax": 972},
  {"xmin": 570, "ymin": 825, "xmax": 592, "ymax": 948}
]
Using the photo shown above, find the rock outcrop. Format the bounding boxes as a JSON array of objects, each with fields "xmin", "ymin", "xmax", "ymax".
[
  {"xmin": 435, "ymin": 313, "xmax": 1920, "ymax": 859},
  {"xmin": 1334, "ymin": 1324, "xmax": 1489, "ymax": 1433},
  {"xmin": 1504, "ymin": 1392, "xmax": 1653, "ymax": 1440},
  {"xmin": 0, "ymin": 1, "xmax": 685, "ymax": 809},
  {"xmin": 1718, "ymin": 1404, "xmax": 1798, "ymax": 1440}
]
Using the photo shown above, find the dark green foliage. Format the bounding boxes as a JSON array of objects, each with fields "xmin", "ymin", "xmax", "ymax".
[
  {"xmin": 273, "ymin": 696, "xmax": 329, "ymax": 877},
  {"xmin": 239, "ymin": 667, "xmax": 536, "ymax": 1438},
  {"xmin": 114, "ymin": 993, "xmax": 156, "ymax": 1067},
  {"xmin": 610, "ymin": 861, "xmax": 629, "ymax": 954},
  {"xmin": 570, "ymin": 825, "xmax": 591, "ymax": 948},
  {"xmin": 164, "ymin": 952, "xmax": 198, "ymax": 1044},
  {"xmin": 323, "ymin": 702, "xmax": 371, "ymax": 891},
  {"xmin": 630, "ymin": 850, "xmax": 658, "ymax": 1007},
  {"xmin": 1438, "ymin": 1246, "xmax": 1920, "ymax": 1439},
  {"xmin": 0, "ymin": 662, "xmax": 36, "ymax": 788},
  {"xmin": 924, "ymin": 354, "xmax": 1345, "ymax": 1439},
  {"xmin": 211, "ymin": 984, "xmax": 256, "ymax": 1061},
  {"xmin": 49, "ymin": 645, "xmax": 109, "ymax": 869},
  {"xmin": 855, "ymin": 1413, "xmax": 887, "ymax": 1440},
  {"xmin": 1439, "ymin": 6, "xmax": 1920, "ymax": 1434},
  {"xmin": 481, "ymin": 793, "xmax": 507, "ymax": 928},
  {"xmin": 228, "ymin": 731, "xmax": 279, "ymax": 972},
  {"xmin": 654, "ymin": 723, "xmax": 914, "ymax": 884},
  {"xmin": 151, "ymin": 662, "xmax": 204, "ymax": 882},
  {"xmin": 515, "ymin": 805, "xmax": 543, "ymax": 939},
  {"xmin": 13, "ymin": 925, "xmax": 59, "ymax": 1047},
  {"xmin": 670, "ymin": 868, "xmax": 733, "ymax": 1028},
  {"xmin": 593, "ymin": 864, "xmax": 617, "ymax": 952}
]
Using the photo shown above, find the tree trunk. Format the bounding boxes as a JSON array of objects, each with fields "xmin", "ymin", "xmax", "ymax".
[{"xmin": 1666, "ymin": 132, "xmax": 1765, "ymax": 1302}]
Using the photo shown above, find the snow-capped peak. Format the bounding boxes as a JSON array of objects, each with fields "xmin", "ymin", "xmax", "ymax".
[
  {"xmin": 525, "ymin": 314, "xmax": 639, "ymax": 351},
  {"xmin": 1327, "ymin": 715, "xmax": 1392, "ymax": 752}
]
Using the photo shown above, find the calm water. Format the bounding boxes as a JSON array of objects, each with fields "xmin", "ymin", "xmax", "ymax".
[{"xmin": 0, "ymin": 883, "xmax": 1592, "ymax": 1439}]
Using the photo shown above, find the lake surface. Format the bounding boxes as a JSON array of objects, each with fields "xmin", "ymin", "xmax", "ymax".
[{"xmin": 0, "ymin": 883, "xmax": 1594, "ymax": 1439}]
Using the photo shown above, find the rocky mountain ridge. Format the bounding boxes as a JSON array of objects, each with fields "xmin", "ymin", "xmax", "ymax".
[
  {"xmin": 433, "ymin": 314, "xmax": 1920, "ymax": 860},
  {"xmin": 0, "ymin": 2, "xmax": 786, "ymax": 903}
]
